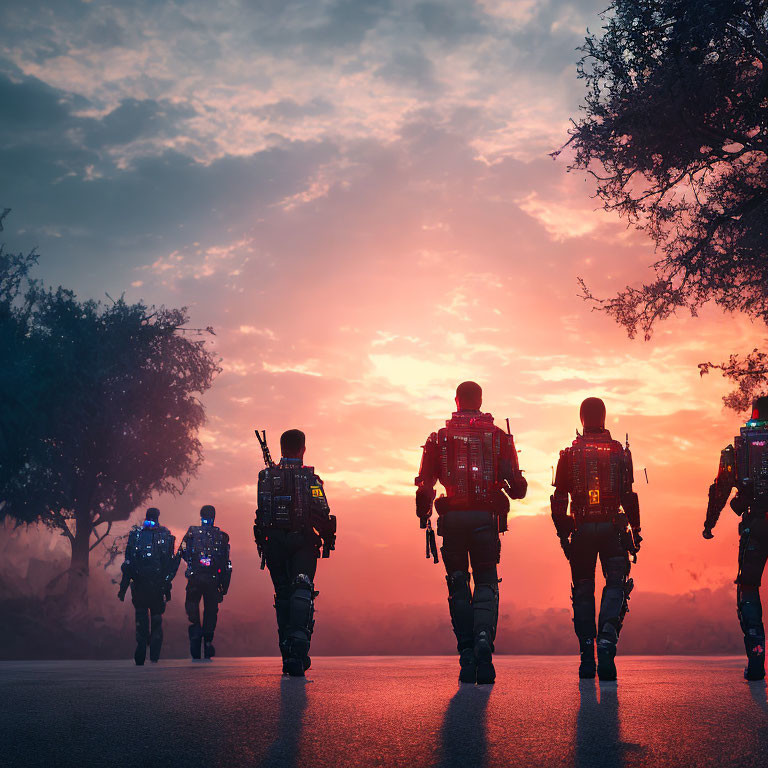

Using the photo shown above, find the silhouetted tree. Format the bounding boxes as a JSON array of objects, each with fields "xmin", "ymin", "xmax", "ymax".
[
  {"xmin": 561, "ymin": 0, "xmax": 768, "ymax": 410},
  {"xmin": 0, "ymin": 223, "xmax": 220, "ymax": 602},
  {"xmin": 0, "ymin": 243, "xmax": 48, "ymax": 509}
]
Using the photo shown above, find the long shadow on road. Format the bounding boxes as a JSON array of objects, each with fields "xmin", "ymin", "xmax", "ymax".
[
  {"xmin": 438, "ymin": 684, "xmax": 491, "ymax": 768},
  {"xmin": 575, "ymin": 680, "xmax": 622, "ymax": 768},
  {"xmin": 256, "ymin": 678, "xmax": 308, "ymax": 768}
]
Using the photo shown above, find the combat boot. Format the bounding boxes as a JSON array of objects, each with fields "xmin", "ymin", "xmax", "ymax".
[
  {"xmin": 474, "ymin": 630, "xmax": 496, "ymax": 685},
  {"xmin": 134, "ymin": 640, "xmax": 146, "ymax": 666},
  {"xmin": 596, "ymin": 643, "xmax": 617, "ymax": 681},
  {"xmin": 204, "ymin": 640, "xmax": 216, "ymax": 659},
  {"xmin": 578, "ymin": 638, "xmax": 596, "ymax": 679},
  {"xmin": 284, "ymin": 657, "xmax": 305, "ymax": 677},
  {"xmin": 744, "ymin": 637, "xmax": 766, "ymax": 681},
  {"xmin": 458, "ymin": 648, "xmax": 477, "ymax": 684}
]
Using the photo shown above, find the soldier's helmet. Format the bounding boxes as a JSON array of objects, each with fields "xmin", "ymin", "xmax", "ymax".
[
  {"xmin": 144, "ymin": 507, "xmax": 160, "ymax": 527},
  {"xmin": 579, "ymin": 397, "xmax": 606, "ymax": 429},
  {"xmin": 200, "ymin": 505, "xmax": 216, "ymax": 525},
  {"xmin": 748, "ymin": 396, "xmax": 768, "ymax": 425}
]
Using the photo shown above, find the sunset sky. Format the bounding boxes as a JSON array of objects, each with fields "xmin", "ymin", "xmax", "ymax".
[{"xmin": 2, "ymin": 0, "xmax": 765, "ymax": 652}]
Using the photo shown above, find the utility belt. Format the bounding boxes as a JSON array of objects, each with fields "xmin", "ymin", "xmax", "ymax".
[
  {"xmin": 435, "ymin": 492, "xmax": 509, "ymax": 533},
  {"xmin": 256, "ymin": 509, "xmax": 308, "ymax": 534},
  {"xmin": 571, "ymin": 505, "xmax": 621, "ymax": 527}
]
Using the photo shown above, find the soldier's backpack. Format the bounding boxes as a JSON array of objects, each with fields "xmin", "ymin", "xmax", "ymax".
[
  {"xmin": 257, "ymin": 464, "xmax": 328, "ymax": 532},
  {"xmin": 736, "ymin": 424, "xmax": 768, "ymax": 508},
  {"xmin": 435, "ymin": 411, "xmax": 504, "ymax": 508},
  {"xmin": 566, "ymin": 431, "xmax": 626, "ymax": 521},
  {"xmin": 130, "ymin": 526, "xmax": 171, "ymax": 580}
]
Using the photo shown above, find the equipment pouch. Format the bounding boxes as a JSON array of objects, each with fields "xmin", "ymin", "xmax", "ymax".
[{"xmin": 497, "ymin": 511, "xmax": 509, "ymax": 534}]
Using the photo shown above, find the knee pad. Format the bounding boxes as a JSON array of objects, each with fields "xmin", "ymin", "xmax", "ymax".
[
  {"xmin": 291, "ymin": 573, "xmax": 314, "ymax": 594},
  {"xmin": 603, "ymin": 557, "xmax": 628, "ymax": 588},
  {"xmin": 288, "ymin": 574, "xmax": 315, "ymax": 647},
  {"xmin": 446, "ymin": 571, "xmax": 472, "ymax": 599},
  {"xmin": 572, "ymin": 579, "xmax": 595, "ymax": 605},
  {"xmin": 472, "ymin": 581, "xmax": 499, "ymax": 638},
  {"xmin": 737, "ymin": 585, "xmax": 763, "ymax": 634},
  {"xmin": 472, "ymin": 572, "xmax": 499, "ymax": 603},
  {"xmin": 472, "ymin": 582, "xmax": 499, "ymax": 603}
]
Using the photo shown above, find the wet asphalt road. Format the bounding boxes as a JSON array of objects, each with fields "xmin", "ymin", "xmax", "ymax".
[{"xmin": 2, "ymin": 656, "xmax": 767, "ymax": 768}]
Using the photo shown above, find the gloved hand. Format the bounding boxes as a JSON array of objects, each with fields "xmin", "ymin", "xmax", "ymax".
[
  {"xmin": 559, "ymin": 535, "xmax": 571, "ymax": 560},
  {"xmin": 117, "ymin": 587, "xmax": 127, "ymax": 602},
  {"xmin": 633, "ymin": 529, "xmax": 643, "ymax": 551},
  {"xmin": 416, "ymin": 487, "xmax": 435, "ymax": 519},
  {"xmin": 702, "ymin": 527, "xmax": 714, "ymax": 540}
]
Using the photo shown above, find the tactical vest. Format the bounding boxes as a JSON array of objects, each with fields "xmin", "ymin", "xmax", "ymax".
[
  {"xmin": 436, "ymin": 412, "xmax": 503, "ymax": 509},
  {"xmin": 566, "ymin": 431, "xmax": 625, "ymax": 521},
  {"xmin": 736, "ymin": 424, "xmax": 768, "ymax": 509},
  {"xmin": 127, "ymin": 525, "xmax": 172, "ymax": 581},
  {"xmin": 184, "ymin": 525, "xmax": 229, "ymax": 578},
  {"xmin": 258, "ymin": 464, "xmax": 323, "ymax": 531}
]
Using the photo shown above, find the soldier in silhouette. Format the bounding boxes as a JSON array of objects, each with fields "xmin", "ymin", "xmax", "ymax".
[
  {"xmin": 704, "ymin": 396, "xmax": 768, "ymax": 681},
  {"xmin": 550, "ymin": 398, "xmax": 641, "ymax": 681},
  {"xmin": 178, "ymin": 505, "xmax": 232, "ymax": 660},
  {"xmin": 254, "ymin": 430, "xmax": 336, "ymax": 677},
  {"xmin": 118, "ymin": 507, "xmax": 178, "ymax": 665},
  {"xmin": 415, "ymin": 381, "xmax": 527, "ymax": 685}
]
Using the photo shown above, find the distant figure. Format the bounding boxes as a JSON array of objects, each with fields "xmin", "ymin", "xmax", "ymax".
[
  {"xmin": 704, "ymin": 396, "xmax": 768, "ymax": 681},
  {"xmin": 550, "ymin": 398, "xmax": 641, "ymax": 681},
  {"xmin": 415, "ymin": 381, "xmax": 527, "ymax": 685},
  {"xmin": 178, "ymin": 505, "xmax": 232, "ymax": 660},
  {"xmin": 254, "ymin": 429, "xmax": 336, "ymax": 677},
  {"xmin": 118, "ymin": 507, "xmax": 178, "ymax": 665}
]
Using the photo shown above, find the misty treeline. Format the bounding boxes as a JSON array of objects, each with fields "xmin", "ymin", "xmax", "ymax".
[
  {"xmin": 0, "ymin": 214, "xmax": 220, "ymax": 604},
  {"xmin": 562, "ymin": 0, "xmax": 768, "ymax": 410}
]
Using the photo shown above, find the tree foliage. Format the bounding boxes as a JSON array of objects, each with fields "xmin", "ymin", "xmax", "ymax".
[
  {"xmin": 0, "ymin": 220, "xmax": 220, "ymax": 600},
  {"xmin": 561, "ymin": 0, "xmax": 768, "ymax": 409}
]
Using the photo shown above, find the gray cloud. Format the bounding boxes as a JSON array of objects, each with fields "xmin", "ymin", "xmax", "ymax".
[
  {"xmin": 85, "ymin": 98, "xmax": 197, "ymax": 148},
  {"xmin": 374, "ymin": 45, "xmax": 439, "ymax": 91},
  {"xmin": 250, "ymin": 97, "xmax": 335, "ymax": 121}
]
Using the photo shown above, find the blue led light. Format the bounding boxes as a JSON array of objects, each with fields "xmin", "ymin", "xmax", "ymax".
[{"xmin": 143, "ymin": 520, "xmax": 157, "ymax": 528}]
